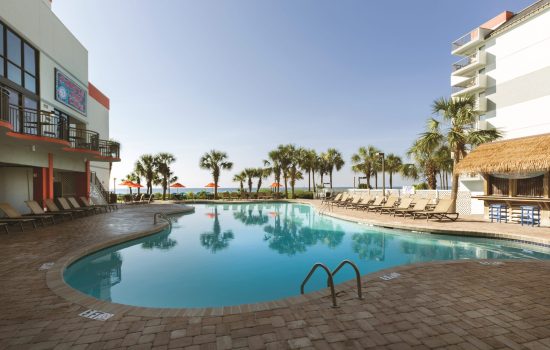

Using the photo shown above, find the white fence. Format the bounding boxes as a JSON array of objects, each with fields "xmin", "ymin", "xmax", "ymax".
[{"xmin": 345, "ymin": 189, "xmax": 472, "ymax": 216}]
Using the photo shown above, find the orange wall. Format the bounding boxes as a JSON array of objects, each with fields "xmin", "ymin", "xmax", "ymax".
[
  {"xmin": 480, "ymin": 11, "xmax": 514, "ymax": 30},
  {"xmin": 88, "ymin": 82, "xmax": 110, "ymax": 110}
]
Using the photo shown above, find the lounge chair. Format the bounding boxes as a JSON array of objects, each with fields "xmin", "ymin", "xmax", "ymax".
[
  {"xmin": 351, "ymin": 195, "xmax": 372, "ymax": 210},
  {"xmin": 65, "ymin": 197, "xmax": 99, "ymax": 214},
  {"xmin": 367, "ymin": 196, "xmax": 398, "ymax": 213},
  {"xmin": 0, "ymin": 202, "xmax": 54, "ymax": 226},
  {"xmin": 357, "ymin": 196, "xmax": 384, "ymax": 210},
  {"xmin": 44, "ymin": 199, "xmax": 85, "ymax": 218},
  {"xmin": 345, "ymin": 194, "xmax": 363, "ymax": 209},
  {"xmin": 380, "ymin": 197, "xmax": 413, "ymax": 215},
  {"xmin": 333, "ymin": 193, "xmax": 352, "ymax": 207},
  {"xmin": 394, "ymin": 199, "xmax": 429, "ymax": 217},
  {"xmin": 82, "ymin": 196, "xmax": 118, "ymax": 211},
  {"xmin": 231, "ymin": 193, "xmax": 240, "ymax": 201},
  {"xmin": 50, "ymin": 198, "xmax": 87, "ymax": 217},
  {"xmin": 0, "ymin": 223, "xmax": 7, "ymax": 233},
  {"xmin": 412, "ymin": 199, "xmax": 459, "ymax": 221},
  {"xmin": 26, "ymin": 200, "xmax": 74, "ymax": 221},
  {"xmin": 322, "ymin": 192, "xmax": 340, "ymax": 204},
  {"xmin": 75, "ymin": 197, "xmax": 109, "ymax": 213}
]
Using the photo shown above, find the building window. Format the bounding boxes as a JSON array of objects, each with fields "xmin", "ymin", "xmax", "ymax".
[
  {"xmin": 0, "ymin": 22, "xmax": 39, "ymax": 94},
  {"xmin": 489, "ymin": 176, "xmax": 508, "ymax": 196}
]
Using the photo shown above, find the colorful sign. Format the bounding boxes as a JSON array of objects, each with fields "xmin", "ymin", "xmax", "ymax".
[{"xmin": 55, "ymin": 69, "xmax": 87, "ymax": 115}]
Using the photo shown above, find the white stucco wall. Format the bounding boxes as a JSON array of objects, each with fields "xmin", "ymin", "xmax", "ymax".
[
  {"xmin": 0, "ymin": 167, "xmax": 34, "ymax": 214},
  {"xmin": 483, "ymin": 9, "xmax": 550, "ymax": 139}
]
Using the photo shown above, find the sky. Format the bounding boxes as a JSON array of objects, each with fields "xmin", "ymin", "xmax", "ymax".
[{"xmin": 52, "ymin": 0, "xmax": 535, "ymax": 189}]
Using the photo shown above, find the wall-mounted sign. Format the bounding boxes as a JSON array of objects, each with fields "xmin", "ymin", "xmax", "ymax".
[{"xmin": 55, "ymin": 69, "xmax": 87, "ymax": 115}]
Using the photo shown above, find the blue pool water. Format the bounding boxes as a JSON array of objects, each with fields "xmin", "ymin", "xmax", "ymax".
[{"xmin": 64, "ymin": 203, "xmax": 550, "ymax": 308}]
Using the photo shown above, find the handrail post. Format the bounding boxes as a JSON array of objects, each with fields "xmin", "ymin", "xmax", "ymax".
[
  {"xmin": 301, "ymin": 263, "xmax": 337, "ymax": 307},
  {"xmin": 328, "ymin": 259, "xmax": 363, "ymax": 300}
]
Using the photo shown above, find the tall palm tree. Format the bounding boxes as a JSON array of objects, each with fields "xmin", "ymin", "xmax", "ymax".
[
  {"xmin": 288, "ymin": 165, "xmax": 303, "ymax": 199},
  {"xmin": 199, "ymin": 150, "xmax": 233, "ymax": 199},
  {"xmin": 351, "ymin": 146, "xmax": 380, "ymax": 189},
  {"xmin": 324, "ymin": 148, "xmax": 345, "ymax": 189},
  {"xmin": 255, "ymin": 167, "xmax": 269, "ymax": 193},
  {"xmin": 384, "ymin": 154, "xmax": 402, "ymax": 189},
  {"xmin": 243, "ymin": 168, "xmax": 256, "ymax": 193},
  {"xmin": 265, "ymin": 150, "xmax": 283, "ymax": 194},
  {"xmin": 407, "ymin": 137, "xmax": 440, "ymax": 190},
  {"xmin": 298, "ymin": 149, "xmax": 317, "ymax": 192},
  {"xmin": 125, "ymin": 172, "xmax": 140, "ymax": 195},
  {"xmin": 154, "ymin": 152, "xmax": 176, "ymax": 200},
  {"xmin": 427, "ymin": 95, "xmax": 501, "ymax": 209},
  {"xmin": 135, "ymin": 154, "xmax": 156, "ymax": 195},
  {"xmin": 275, "ymin": 144, "xmax": 296, "ymax": 198},
  {"xmin": 317, "ymin": 153, "xmax": 329, "ymax": 188},
  {"xmin": 233, "ymin": 172, "xmax": 246, "ymax": 194},
  {"xmin": 400, "ymin": 163, "xmax": 420, "ymax": 182}
]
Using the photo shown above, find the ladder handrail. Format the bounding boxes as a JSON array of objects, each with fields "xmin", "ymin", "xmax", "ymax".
[
  {"xmin": 328, "ymin": 259, "xmax": 363, "ymax": 300},
  {"xmin": 153, "ymin": 212, "xmax": 172, "ymax": 230},
  {"xmin": 301, "ymin": 263, "xmax": 337, "ymax": 307}
]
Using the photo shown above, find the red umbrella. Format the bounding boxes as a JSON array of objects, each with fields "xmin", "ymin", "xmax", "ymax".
[
  {"xmin": 270, "ymin": 182, "xmax": 282, "ymax": 188},
  {"xmin": 170, "ymin": 182, "xmax": 186, "ymax": 194},
  {"xmin": 205, "ymin": 182, "xmax": 219, "ymax": 188}
]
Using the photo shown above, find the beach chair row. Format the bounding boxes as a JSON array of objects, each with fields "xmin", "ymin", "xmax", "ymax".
[
  {"xmin": 323, "ymin": 192, "xmax": 459, "ymax": 221},
  {"xmin": 0, "ymin": 197, "xmax": 118, "ymax": 233}
]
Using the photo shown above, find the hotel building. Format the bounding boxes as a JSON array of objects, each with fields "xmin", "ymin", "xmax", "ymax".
[
  {"xmin": 0, "ymin": 0, "xmax": 120, "ymax": 213},
  {"xmin": 452, "ymin": 0, "xmax": 550, "ymax": 224}
]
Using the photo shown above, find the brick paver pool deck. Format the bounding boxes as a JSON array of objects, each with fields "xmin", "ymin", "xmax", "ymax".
[{"xmin": 1, "ymin": 201, "xmax": 550, "ymax": 350}]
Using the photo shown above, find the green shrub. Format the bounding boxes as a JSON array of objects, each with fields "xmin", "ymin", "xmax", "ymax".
[
  {"xmin": 413, "ymin": 182, "xmax": 429, "ymax": 190},
  {"xmin": 358, "ymin": 183, "xmax": 370, "ymax": 189},
  {"xmin": 293, "ymin": 190, "xmax": 314, "ymax": 199}
]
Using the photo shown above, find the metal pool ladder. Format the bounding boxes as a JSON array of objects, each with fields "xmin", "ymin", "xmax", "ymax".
[
  {"xmin": 153, "ymin": 212, "xmax": 172, "ymax": 229},
  {"xmin": 300, "ymin": 259, "xmax": 363, "ymax": 307}
]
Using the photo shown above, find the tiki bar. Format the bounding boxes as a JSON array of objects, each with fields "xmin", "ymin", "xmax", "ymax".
[{"xmin": 455, "ymin": 133, "xmax": 550, "ymax": 226}]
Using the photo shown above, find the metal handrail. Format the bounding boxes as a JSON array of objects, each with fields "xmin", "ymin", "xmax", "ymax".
[
  {"xmin": 328, "ymin": 259, "xmax": 363, "ymax": 300},
  {"xmin": 153, "ymin": 212, "xmax": 172, "ymax": 229},
  {"xmin": 98, "ymin": 139, "xmax": 120, "ymax": 159},
  {"xmin": 301, "ymin": 263, "xmax": 337, "ymax": 307},
  {"xmin": 69, "ymin": 127, "xmax": 100, "ymax": 151}
]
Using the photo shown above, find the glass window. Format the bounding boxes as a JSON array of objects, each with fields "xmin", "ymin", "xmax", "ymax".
[
  {"xmin": 0, "ymin": 24, "xmax": 4, "ymax": 56},
  {"xmin": 24, "ymin": 97, "xmax": 37, "ymax": 110},
  {"xmin": 24, "ymin": 44, "xmax": 35, "ymax": 75},
  {"xmin": 7, "ymin": 62, "xmax": 21, "ymax": 85},
  {"xmin": 7, "ymin": 30, "xmax": 21, "ymax": 65},
  {"xmin": 0, "ymin": 57, "xmax": 3, "ymax": 77},
  {"xmin": 24, "ymin": 73, "xmax": 36, "ymax": 93}
]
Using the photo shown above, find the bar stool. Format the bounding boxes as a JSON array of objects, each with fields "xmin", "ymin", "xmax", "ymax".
[
  {"xmin": 489, "ymin": 203, "xmax": 508, "ymax": 223},
  {"xmin": 520, "ymin": 205, "xmax": 540, "ymax": 227}
]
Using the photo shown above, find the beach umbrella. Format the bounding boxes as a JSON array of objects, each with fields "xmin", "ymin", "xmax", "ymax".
[
  {"xmin": 119, "ymin": 180, "xmax": 138, "ymax": 194},
  {"xmin": 205, "ymin": 182, "xmax": 218, "ymax": 188},
  {"xmin": 270, "ymin": 182, "xmax": 282, "ymax": 188},
  {"xmin": 170, "ymin": 182, "xmax": 186, "ymax": 194}
]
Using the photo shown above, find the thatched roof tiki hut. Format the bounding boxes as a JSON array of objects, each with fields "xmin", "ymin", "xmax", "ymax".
[{"xmin": 455, "ymin": 133, "xmax": 550, "ymax": 226}]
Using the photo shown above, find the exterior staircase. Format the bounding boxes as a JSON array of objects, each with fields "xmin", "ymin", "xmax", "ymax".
[{"xmin": 90, "ymin": 172, "xmax": 109, "ymax": 205}]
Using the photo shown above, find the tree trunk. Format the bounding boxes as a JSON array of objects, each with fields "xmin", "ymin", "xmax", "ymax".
[
  {"xmin": 284, "ymin": 175, "xmax": 288, "ymax": 198},
  {"xmin": 256, "ymin": 179, "xmax": 262, "ymax": 194},
  {"xmin": 451, "ymin": 159, "xmax": 459, "ymax": 212},
  {"xmin": 374, "ymin": 172, "xmax": 378, "ymax": 189},
  {"xmin": 320, "ymin": 173, "xmax": 324, "ymax": 188},
  {"xmin": 214, "ymin": 179, "xmax": 218, "ymax": 199},
  {"xmin": 365, "ymin": 173, "xmax": 371, "ymax": 189},
  {"xmin": 329, "ymin": 170, "xmax": 333, "ymax": 189},
  {"xmin": 389, "ymin": 172, "xmax": 393, "ymax": 189},
  {"xmin": 312, "ymin": 171, "xmax": 316, "ymax": 192},
  {"xmin": 308, "ymin": 170, "xmax": 311, "ymax": 192}
]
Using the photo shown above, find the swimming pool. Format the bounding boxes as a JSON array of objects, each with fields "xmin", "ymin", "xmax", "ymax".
[{"xmin": 64, "ymin": 203, "xmax": 550, "ymax": 308}]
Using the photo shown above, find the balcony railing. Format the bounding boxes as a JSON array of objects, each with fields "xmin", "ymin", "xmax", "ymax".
[
  {"xmin": 452, "ymin": 75, "xmax": 483, "ymax": 95},
  {"xmin": 1, "ymin": 87, "xmax": 119, "ymax": 160},
  {"xmin": 452, "ymin": 32, "xmax": 473, "ymax": 51},
  {"xmin": 69, "ymin": 127, "xmax": 99, "ymax": 151},
  {"xmin": 99, "ymin": 139, "xmax": 120, "ymax": 159},
  {"xmin": 452, "ymin": 53, "xmax": 477, "ymax": 72}
]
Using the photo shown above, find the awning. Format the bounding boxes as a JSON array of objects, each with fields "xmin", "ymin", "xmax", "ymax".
[{"xmin": 455, "ymin": 133, "xmax": 550, "ymax": 174}]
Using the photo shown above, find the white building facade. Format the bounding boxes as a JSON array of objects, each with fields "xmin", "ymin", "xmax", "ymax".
[
  {"xmin": 451, "ymin": 0, "xmax": 550, "ymax": 214},
  {"xmin": 0, "ymin": 0, "xmax": 119, "ymax": 213}
]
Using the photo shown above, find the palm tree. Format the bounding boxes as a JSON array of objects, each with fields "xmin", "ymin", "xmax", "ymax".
[
  {"xmin": 233, "ymin": 172, "xmax": 246, "ymax": 194},
  {"xmin": 199, "ymin": 150, "xmax": 233, "ymax": 199},
  {"xmin": 407, "ymin": 137, "xmax": 440, "ymax": 190},
  {"xmin": 427, "ymin": 95, "xmax": 501, "ymax": 209},
  {"xmin": 264, "ymin": 154, "xmax": 282, "ymax": 195},
  {"xmin": 298, "ymin": 149, "xmax": 317, "ymax": 192},
  {"xmin": 351, "ymin": 146, "xmax": 380, "ymax": 189},
  {"xmin": 125, "ymin": 172, "xmax": 140, "ymax": 195},
  {"xmin": 384, "ymin": 154, "xmax": 402, "ymax": 189},
  {"xmin": 135, "ymin": 154, "xmax": 156, "ymax": 195},
  {"xmin": 288, "ymin": 165, "xmax": 303, "ymax": 199},
  {"xmin": 400, "ymin": 163, "xmax": 420, "ymax": 182},
  {"xmin": 154, "ymin": 153, "xmax": 176, "ymax": 200},
  {"xmin": 243, "ymin": 168, "xmax": 256, "ymax": 194},
  {"xmin": 317, "ymin": 153, "xmax": 329, "ymax": 188},
  {"xmin": 255, "ymin": 167, "xmax": 270, "ymax": 193},
  {"xmin": 324, "ymin": 148, "xmax": 345, "ymax": 189},
  {"xmin": 274, "ymin": 144, "xmax": 296, "ymax": 198}
]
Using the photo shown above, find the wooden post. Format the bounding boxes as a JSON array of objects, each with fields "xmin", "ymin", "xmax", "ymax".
[
  {"xmin": 482, "ymin": 174, "xmax": 489, "ymax": 195},
  {"xmin": 544, "ymin": 170, "xmax": 549, "ymax": 198}
]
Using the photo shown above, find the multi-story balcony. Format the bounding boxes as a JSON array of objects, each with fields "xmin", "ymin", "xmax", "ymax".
[
  {"xmin": 0, "ymin": 89, "xmax": 120, "ymax": 162},
  {"xmin": 452, "ymin": 51, "xmax": 486, "ymax": 77},
  {"xmin": 451, "ymin": 28, "xmax": 491, "ymax": 56},
  {"xmin": 451, "ymin": 74, "xmax": 487, "ymax": 98}
]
